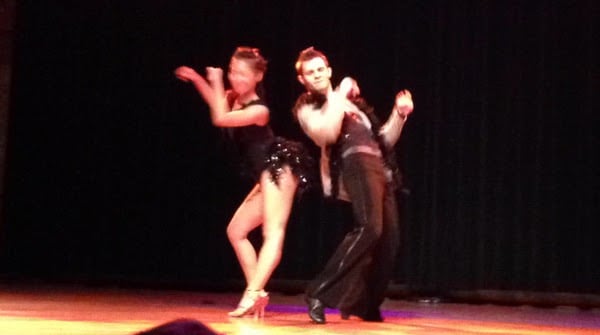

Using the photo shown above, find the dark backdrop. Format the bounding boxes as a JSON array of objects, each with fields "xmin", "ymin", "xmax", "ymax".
[{"xmin": 1, "ymin": 1, "xmax": 598, "ymax": 303}]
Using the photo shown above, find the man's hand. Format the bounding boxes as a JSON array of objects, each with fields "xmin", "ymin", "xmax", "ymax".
[
  {"xmin": 395, "ymin": 89, "xmax": 414, "ymax": 117},
  {"xmin": 338, "ymin": 77, "xmax": 360, "ymax": 98}
]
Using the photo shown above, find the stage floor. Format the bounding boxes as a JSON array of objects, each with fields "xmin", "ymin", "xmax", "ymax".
[{"xmin": 0, "ymin": 282, "xmax": 599, "ymax": 335}]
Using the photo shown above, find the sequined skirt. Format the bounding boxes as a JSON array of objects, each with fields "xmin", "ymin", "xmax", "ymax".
[{"xmin": 262, "ymin": 136, "xmax": 316, "ymax": 194}]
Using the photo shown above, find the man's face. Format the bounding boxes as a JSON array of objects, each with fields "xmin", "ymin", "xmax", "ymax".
[{"xmin": 297, "ymin": 57, "xmax": 332, "ymax": 95}]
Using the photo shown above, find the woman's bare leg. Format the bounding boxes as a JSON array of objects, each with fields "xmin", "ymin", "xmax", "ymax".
[
  {"xmin": 226, "ymin": 183, "xmax": 264, "ymax": 285},
  {"xmin": 247, "ymin": 166, "xmax": 299, "ymax": 291}
]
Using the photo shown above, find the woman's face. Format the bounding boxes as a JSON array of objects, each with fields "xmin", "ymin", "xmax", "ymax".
[{"xmin": 228, "ymin": 58, "xmax": 262, "ymax": 96}]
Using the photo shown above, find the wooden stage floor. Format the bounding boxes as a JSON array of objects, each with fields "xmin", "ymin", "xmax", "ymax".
[{"xmin": 0, "ymin": 282, "xmax": 599, "ymax": 335}]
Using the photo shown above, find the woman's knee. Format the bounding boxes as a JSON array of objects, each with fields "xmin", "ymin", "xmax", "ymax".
[{"xmin": 226, "ymin": 222, "xmax": 246, "ymax": 241}]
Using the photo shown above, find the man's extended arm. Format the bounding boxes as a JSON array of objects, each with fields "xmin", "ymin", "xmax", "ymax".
[{"xmin": 379, "ymin": 90, "xmax": 414, "ymax": 147}]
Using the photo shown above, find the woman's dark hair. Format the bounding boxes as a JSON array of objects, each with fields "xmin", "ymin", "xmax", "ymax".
[{"xmin": 232, "ymin": 46, "xmax": 268, "ymax": 74}]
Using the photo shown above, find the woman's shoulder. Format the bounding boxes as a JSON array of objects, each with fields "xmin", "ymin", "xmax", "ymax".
[{"xmin": 242, "ymin": 98, "xmax": 268, "ymax": 109}]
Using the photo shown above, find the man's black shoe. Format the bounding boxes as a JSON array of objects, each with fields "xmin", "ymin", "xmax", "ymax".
[{"xmin": 305, "ymin": 296, "xmax": 326, "ymax": 324}]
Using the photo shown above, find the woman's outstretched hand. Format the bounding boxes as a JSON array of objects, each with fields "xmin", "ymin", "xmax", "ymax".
[{"xmin": 174, "ymin": 66, "xmax": 201, "ymax": 83}]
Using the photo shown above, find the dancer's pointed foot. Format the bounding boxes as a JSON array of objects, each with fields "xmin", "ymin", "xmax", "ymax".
[{"xmin": 228, "ymin": 290, "xmax": 269, "ymax": 319}]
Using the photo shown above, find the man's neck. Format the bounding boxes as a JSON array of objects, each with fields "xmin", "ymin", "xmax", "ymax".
[{"xmin": 307, "ymin": 86, "xmax": 332, "ymax": 97}]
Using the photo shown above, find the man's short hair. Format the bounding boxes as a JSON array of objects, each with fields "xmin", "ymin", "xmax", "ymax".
[{"xmin": 295, "ymin": 46, "xmax": 329, "ymax": 75}]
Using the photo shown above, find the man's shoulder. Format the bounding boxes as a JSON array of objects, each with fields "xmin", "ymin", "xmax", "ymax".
[{"xmin": 293, "ymin": 92, "xmax": 311, "ymax": 104}]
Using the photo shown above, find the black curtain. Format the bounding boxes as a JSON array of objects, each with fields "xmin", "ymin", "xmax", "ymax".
[
  {"xmin": 1, "ymin": 1, "xmax": 598, "ymax": 301},
  {"xmin": 397, "ymin": 1, "xmax": 599, "ymax": 297}
]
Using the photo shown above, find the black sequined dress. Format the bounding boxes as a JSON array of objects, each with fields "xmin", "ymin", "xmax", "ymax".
[{"xmin": 225, "ymin": 98, "xmax": 314, "ymax": 193}]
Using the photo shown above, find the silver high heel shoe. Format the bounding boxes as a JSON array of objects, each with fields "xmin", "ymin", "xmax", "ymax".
[{"xmin": 228, "ymin": 289, "xmax": 269, "ymax": 320}]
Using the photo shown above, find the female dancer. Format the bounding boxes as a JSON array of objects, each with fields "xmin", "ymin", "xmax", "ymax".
[{"xmin": 174, "ymin": 47, "xmax": 312, "ymax": 318}]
